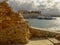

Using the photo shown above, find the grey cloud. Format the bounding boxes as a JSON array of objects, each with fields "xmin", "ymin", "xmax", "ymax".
[
  {"xmin": 8, "ymin": 0, "xmax": 38, "ymax": 11},
  {"xmin": 0, "ymin": 0, "xmax": 60, "ymax": 15}
]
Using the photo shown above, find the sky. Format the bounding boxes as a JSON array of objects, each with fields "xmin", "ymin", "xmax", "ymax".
[{"xmin": 0, "ymin": 0, "xmax": 60, "ymax": 15}]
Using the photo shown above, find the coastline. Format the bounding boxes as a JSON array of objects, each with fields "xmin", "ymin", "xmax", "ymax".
[
  {"xmin": 0, "ymin": 1, "xmax": 60, "ymax": 45},
  {"xmin": 25, "ymin": 26, "xmax": 60, "ymax": 45}
]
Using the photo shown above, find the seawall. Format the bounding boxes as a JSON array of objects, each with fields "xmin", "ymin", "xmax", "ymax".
[{"xmin": 29, "ymin": 26, "xmax": 60, "ymax": 40}]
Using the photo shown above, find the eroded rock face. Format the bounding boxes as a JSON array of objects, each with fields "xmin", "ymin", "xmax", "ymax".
[
  {"xmin": 56, "ymin": 35, "xmax": 60, "ymax": 41},
  {"xmin": 29, "ymin": 27, "xmax": 56, "ymax": 38},
  {"xmin": 0, "ymin": 1, "xmax": 30, "ymax": 44}
]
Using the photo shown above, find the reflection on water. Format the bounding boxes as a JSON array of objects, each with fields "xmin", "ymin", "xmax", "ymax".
[{"xmin": 27, "ymin": 17, "xmax": 60, "ymax": 30}]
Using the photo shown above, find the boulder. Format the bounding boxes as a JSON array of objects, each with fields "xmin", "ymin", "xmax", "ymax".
[{"xmin": 0, "ymin": 1, "xmax": 30, "ymax": 44}]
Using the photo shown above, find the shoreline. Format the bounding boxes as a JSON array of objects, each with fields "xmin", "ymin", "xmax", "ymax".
[
  {"xmin": 30, "ymin": 26, "xmax": 60, "ymax": 38},
  {"xmin": 30, "ymin": 26, "xmax": 60, "ymax": 31}
]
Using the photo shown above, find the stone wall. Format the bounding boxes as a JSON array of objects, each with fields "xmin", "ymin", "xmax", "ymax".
[
  {"xmin": 55, "ymin": 33, "xmax": 60, "ymax": 41},
  {"xmin": 29, "ymin": 27, "xmax": 60, "ymax": 41},
  {"xmin": 29, "ymin": 27, "xmax": 57, "ymax": 38}
]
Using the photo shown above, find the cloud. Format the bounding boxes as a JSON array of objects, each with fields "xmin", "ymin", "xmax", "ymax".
[
  {"xmin": 0, "ymin": 0, "xmax": 5, "ymax": 2},
  {"xmin": 7, "ymin": 0, "xmax": 40, "ymax": 11},
  {"xmin": 1, "ymin": 0, "xmax": 60, "ymax": 15}
]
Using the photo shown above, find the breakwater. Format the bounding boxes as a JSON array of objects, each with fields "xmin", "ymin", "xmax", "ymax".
[{"xmin": 29, "ymin": 26, "xmax": 60, "ymax": 40}]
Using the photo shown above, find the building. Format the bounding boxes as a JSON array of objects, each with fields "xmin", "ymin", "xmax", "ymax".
[{"xmin": 18, "ymin": 10, "xmax": 41, "ymax": 18}]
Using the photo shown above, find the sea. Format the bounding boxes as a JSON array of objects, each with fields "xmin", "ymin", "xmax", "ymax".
[{"xmin": 27, "ymin": 17, "xmax": 60, "ymax": 30}]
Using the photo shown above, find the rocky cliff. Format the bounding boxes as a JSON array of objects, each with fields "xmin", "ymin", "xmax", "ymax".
[{"xmin": 0, "ymin": 1, "xmax": 30, "ymax": 44}]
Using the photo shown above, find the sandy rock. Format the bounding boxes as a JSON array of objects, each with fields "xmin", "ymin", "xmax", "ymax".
[
  {"xmin": 29, "ymin": 27, "xmax": 56, "ymax": 38},
  {"xmin": 56, "ymin": 35, "xmax": 60, "ymax": 41},
  {"xmin": 0, "ymin": 1, "xmax": 30, "ymax": 44}
]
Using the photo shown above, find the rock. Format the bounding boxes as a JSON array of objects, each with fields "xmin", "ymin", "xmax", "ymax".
[
  {"xmin": 0, "ymin": 1, "xmax": 30, "ymax": 44},
  {"xmin": 29, "ymin": 27, "xmax": 48, "ymax": 38},
  {"xmin": 48, "ymin": 38, "xmax": 60, "ymax": 45},
  {"xmin": 56, "ymin": 35, "xmax": 60, "ymax": 41},
  {"xmin": 29, "ymin": 27, "xmax": 56, "ymax": 38}
]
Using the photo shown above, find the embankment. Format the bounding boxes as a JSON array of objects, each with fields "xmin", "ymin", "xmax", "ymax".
[{"xmin": 29, "ymin": 26, "xmax": 60, "ymax": 40}]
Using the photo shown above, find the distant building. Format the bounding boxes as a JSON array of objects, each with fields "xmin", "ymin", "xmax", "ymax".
[{"xmin": 18, "ymin": 10, "xmax": 41, "ymax": 18}]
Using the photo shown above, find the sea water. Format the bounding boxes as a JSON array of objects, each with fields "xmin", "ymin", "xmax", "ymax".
[{"xmin": 27, "ymin": 17, "xmax": 60, "ymax": 30}]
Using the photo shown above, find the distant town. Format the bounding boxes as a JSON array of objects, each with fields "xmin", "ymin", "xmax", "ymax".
[{"xmin": 18, "ymin": 10, "xmax": 60, "ymax": 19}]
